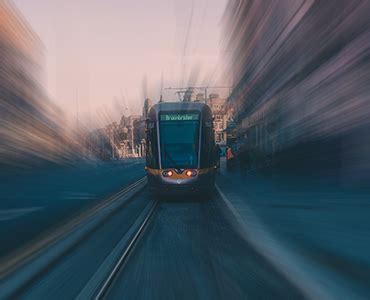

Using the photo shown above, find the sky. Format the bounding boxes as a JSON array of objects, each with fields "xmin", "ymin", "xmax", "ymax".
[{"xmin": 12, "ymin": 0, "xmax": 228, "ymax": 127}]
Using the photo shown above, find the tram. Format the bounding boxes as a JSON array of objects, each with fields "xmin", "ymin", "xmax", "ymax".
[{"xmin": 145, "ymin": 102, "xmax": 217, "ymax": 193}]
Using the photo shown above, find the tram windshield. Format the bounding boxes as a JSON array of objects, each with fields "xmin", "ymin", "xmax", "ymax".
[{"xmin": 159, "ymin": 112, "xmax": 200, "ymax": 169}]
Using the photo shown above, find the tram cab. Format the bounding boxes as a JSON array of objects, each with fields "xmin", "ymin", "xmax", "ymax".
[{"xmin": 145, "ymin": 102, "xmax": 216, "ymax": 193}]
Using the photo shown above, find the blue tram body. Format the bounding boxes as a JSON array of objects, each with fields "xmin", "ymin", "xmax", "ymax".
[{"xmin": 145, "ymin": 102, "xmax": 216, "ymax": 193}]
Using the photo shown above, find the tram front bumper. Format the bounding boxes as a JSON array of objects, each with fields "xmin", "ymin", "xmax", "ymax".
[{"xmin": 146, "ymin": 172, "xmax": 215, "ymax": 193}]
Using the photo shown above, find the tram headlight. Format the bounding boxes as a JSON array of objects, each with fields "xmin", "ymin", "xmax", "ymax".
[
  {"xmin": 162, "ymin": 170, "xmax": 173, "ymax": 177},
  {"xmin": 186, "ymin": 170, "xmax": 197, "ymax": 177}
]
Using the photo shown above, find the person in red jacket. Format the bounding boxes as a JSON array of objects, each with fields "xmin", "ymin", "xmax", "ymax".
[{"xmin": 226, "ymin": 146, "xmax": 234, "ymax": 171}]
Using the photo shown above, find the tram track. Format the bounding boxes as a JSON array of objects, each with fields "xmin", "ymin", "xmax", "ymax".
[
  {"xmin": 1, "ymin": 179, "xmax": 307, "ymax": 300},
  {"xmin": 0, "ymin": 177, "xmax": 147, "ymax": 299},
  {"xmin": 92, "ymin": 199, "xmax": 158, "ymax": 300},
  {"xmin": 95, "ymin": 188, "xmax": 306, "ymax": 300}
]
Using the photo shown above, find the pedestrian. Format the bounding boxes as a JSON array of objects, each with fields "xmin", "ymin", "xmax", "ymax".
[{"xmin": 226, "ymin": 146, "xmax": 234, "ymax": 171}]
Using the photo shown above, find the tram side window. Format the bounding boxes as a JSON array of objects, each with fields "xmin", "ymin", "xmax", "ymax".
[
  {"xmin": 146, "ymin": 121, "xmax": 159, "ymax": 169},
  {"xmin": 200, "ymin": 120, "xmax": 216, "ymax": 168}
]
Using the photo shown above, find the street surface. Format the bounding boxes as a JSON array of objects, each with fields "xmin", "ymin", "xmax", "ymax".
[
  {"xmin": 0, "ymin": 159, "xmax": 145, "ymax": 259},
  {"xmin": 1, "ymin": 159, "xmax": 370, "ymax": 299},
  {"xmin": 105, "ymin": 194, "xmax": 303, "ymax": 299}
]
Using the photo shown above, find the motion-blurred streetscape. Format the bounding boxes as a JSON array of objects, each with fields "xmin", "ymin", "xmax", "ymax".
[{"xmin": 1, "ymin": 0, "xmax": 370, "ymax": 299}]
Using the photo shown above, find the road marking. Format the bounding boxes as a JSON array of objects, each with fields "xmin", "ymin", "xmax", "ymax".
[{"xmin": 0, "ymin": 207, "xmax": 43, "ymax": 221}]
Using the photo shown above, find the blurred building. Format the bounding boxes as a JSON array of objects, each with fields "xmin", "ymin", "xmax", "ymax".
[
  {"xmin": 106, "ymin": 122, "xmax": 121, "ymax": 159},
  {"xmin": 0, "ymin": 1, "xmax": 72, "ymax": 168},
  {"xmin": 223, "ymin": 0, "xmax": 370, "ymax": 180},
  {"xmin": 92, "ymin": 111, "xmax": 147, "ymax": 160},
  {"xmin": 143, "ymin": 98, "xmax": 151, "ymax": 119},
  {"xmin": 87, "ymin": 128, "xmax": 113, "ymax": 160},
  {"xmin": 195, "ymin": 93, "xmax": 205, "ymax": 102},
  {"xmin": 118, "ymin": 114, "xmax": 142, "ymax": 157},
  {"xmin": 206, "ymin": 94, "xmax": 229, "ymax": 144}
]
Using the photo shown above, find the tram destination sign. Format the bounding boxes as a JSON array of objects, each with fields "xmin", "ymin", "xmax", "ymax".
[{"xmin": 160, "ymin": 113, "xmax": 199, "ymax": 121}]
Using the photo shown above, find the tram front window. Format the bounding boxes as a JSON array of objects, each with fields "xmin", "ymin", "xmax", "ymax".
[{"xmin": 159, "ymin": 113, "xmax": 200, "ymax": 169}]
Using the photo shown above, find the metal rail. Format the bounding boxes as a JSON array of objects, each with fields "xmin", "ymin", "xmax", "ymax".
[
  {"xmin": 0, "ymin": 177, "xmax": 147, "ymax": 299},
  {"xmin": 95, "ymin": 200, "xmax": 158, "ymax": 300}
]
